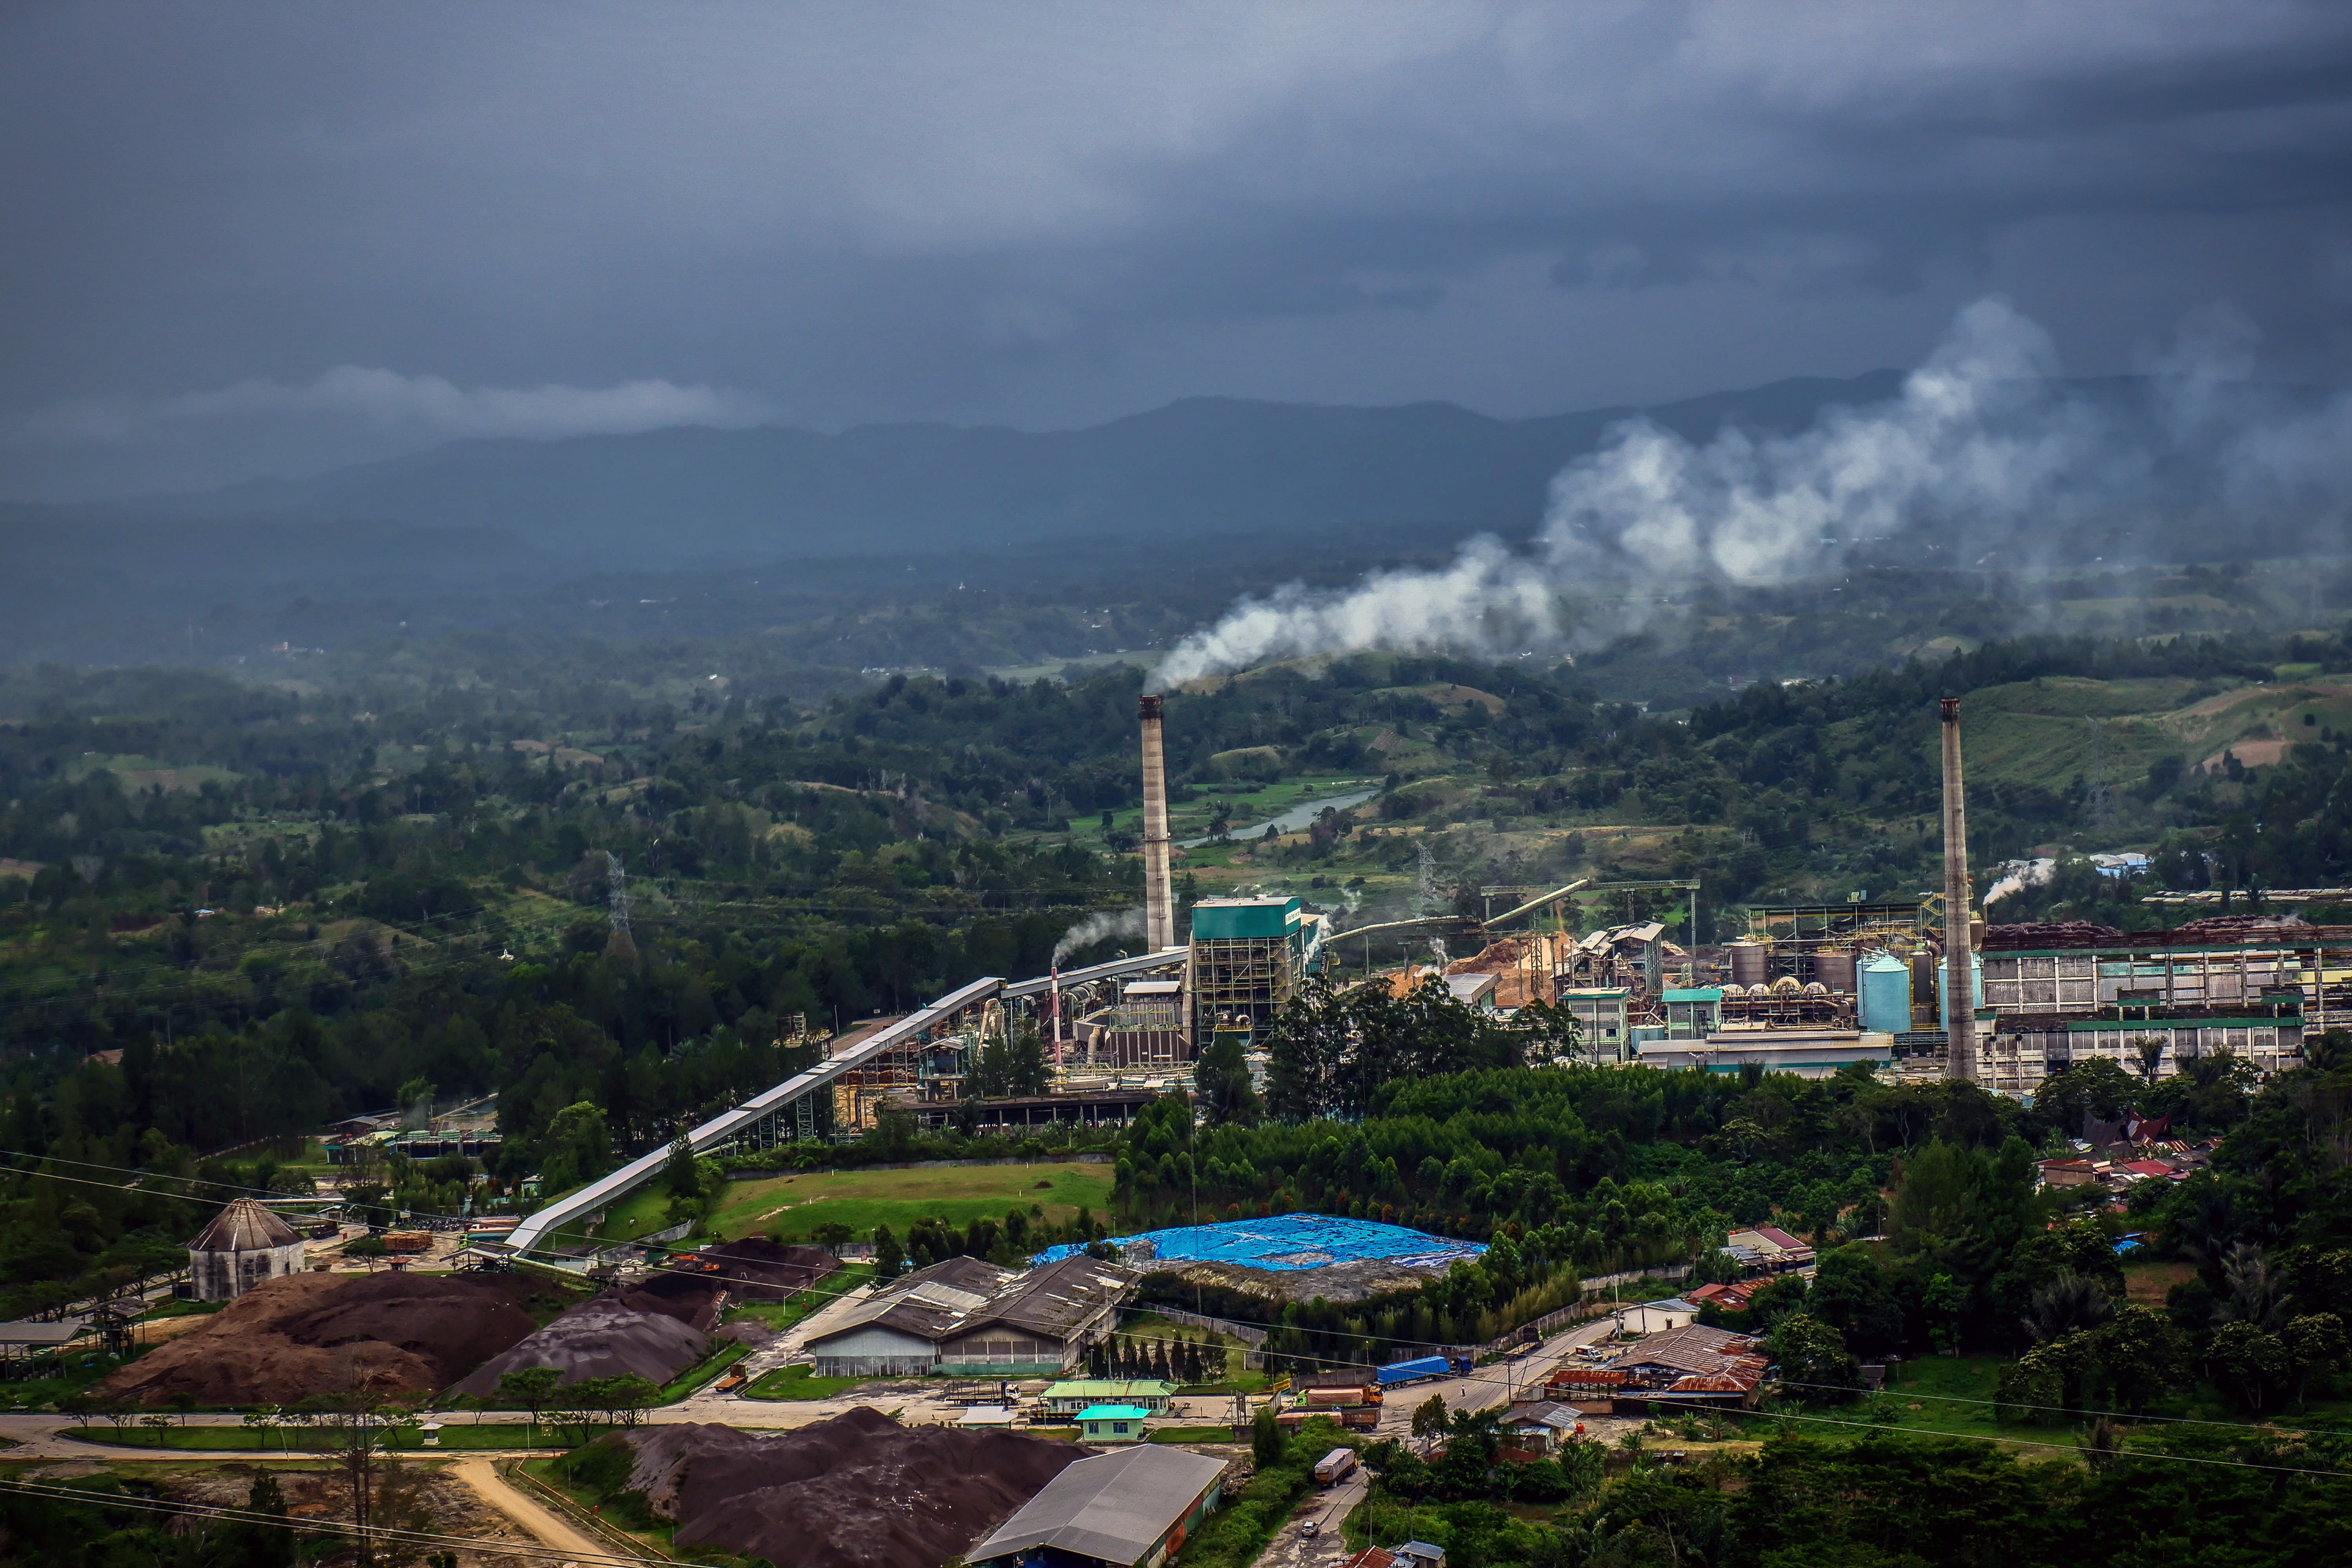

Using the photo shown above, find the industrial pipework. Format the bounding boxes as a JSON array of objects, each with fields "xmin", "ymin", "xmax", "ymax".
[
  {"xmin": 1140, "ymin": 693, "xmax": 1175, "ymax": 952},
  {"xmin": 1940, "ymin": 696, "xmax": 1977, "ymax": 1083}
]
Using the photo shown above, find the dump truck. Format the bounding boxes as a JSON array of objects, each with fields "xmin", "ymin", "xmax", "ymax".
[{"xmin": 1314, "ymin": 1448, "xmax": 1358, "ymax": 1486}]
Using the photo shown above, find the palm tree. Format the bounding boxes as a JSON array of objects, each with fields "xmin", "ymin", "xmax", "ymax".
[
  {"xmin": 2020, "ymin": 1271, "xmax": 2114, "ymax": 1344},
  {"xmin": 2214, "ymin": 1242, "xmax": 2293, "ymax": 1332}
]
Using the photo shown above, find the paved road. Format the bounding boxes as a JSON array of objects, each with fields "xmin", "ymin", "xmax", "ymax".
[{"xmin": 1179, "ymin": 1310, "xmax": 1629, "ymax": 1565}]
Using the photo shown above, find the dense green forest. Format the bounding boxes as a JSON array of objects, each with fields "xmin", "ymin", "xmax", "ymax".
[{"xmin": 1123, "ymin": 1011, "xmax": 2352, "ymax": 1566}]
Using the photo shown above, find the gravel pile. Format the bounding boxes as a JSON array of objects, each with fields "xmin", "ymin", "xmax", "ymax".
[
  {"xmin": 616, "ymin": 1408, "xmax": 1088, "ymax": 1568},
  {"xmin": 97, "ymin": 1272, "xmax": 548, "ymax": 1407},
  {"xmin": 452, "ymin": 1292, "xmax": 711, "ymax": 1395}
]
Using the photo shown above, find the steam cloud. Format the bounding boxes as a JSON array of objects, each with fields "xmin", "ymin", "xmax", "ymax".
[
  {"xmin": 1155, "ymin": 298, "xmax": 2352, "ymax": 683},
  {"xmin": 1052, "ymin": 907, "xmax": 1147, "ymax": 966}
]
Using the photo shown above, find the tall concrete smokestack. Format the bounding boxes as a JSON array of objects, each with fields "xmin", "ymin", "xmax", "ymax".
[
  {"xmin": 1140, "ymin": 694, "xmax": 1175, "ymax": 952},
  {"xmin": 1939, "ymin": 696, "xmax": 1976, "ymax": 1083}
]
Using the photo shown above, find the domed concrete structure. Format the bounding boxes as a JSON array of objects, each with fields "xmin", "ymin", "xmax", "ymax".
[{"xmin": 187, "ymin": 1198, "xmax": 307, "ymax": 1301}]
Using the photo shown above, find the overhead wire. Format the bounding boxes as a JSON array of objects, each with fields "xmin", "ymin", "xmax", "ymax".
[
  {"xmin": 1701, "ymin": 1401, "xmax": 2350, "ymax": 1479},
  {"xmin": 0, "ymin": 1474, "xmax": 653, "ymax": 1568},
  {"xmin": 1774, "ymin": 1376, "xmax": 2343, "ymax": 1439}
]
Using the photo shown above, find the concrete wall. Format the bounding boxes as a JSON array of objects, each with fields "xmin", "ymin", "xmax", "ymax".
[{"xmin": 188, "ymin": 1240, "xmax": 307, "ymax": 1302}]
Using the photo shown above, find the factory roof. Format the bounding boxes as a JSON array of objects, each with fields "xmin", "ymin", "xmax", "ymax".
[
  {"xmin": 189, "ymin": 1198, "xmax": 302, "ymax": 1253},
  {"xmin": 1445, "ymin": 973, "xmax": 1499, "ymax": 1008},
  {"xmin": 0, "ymin": 1318, "xmax": 89, "ymax": 1347},
  {"xmin": 1191, "ymin": 895, "xmax": 1302, "ymax": 941},
  {"xmin": 1663, "ymin": 987, "xmax": 1723, "ymax": 1002},
  {"xmin": 808, "ymin": 1253, "xmax": 1134, "ymax": 1350},
  {"xmin": 1603, "ymin": 1324, "xmax": 1769, "ymax": 1385},
  {"xmin": 1076, "ymin": 1405, "xmax": 1155, "ymax": 1421},
  {"xmin": 970, "ymin": 1445, "xmax": 1227, "ymax": 1566},
  {"xmin": 1045, "ymin": 1379, "xmax": 1177, "ymax": 1400}
]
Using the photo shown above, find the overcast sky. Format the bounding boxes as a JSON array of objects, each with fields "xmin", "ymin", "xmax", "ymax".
[{"xmin": 5, "ymin": 1, "xmax": 2352, "ymax": 499}]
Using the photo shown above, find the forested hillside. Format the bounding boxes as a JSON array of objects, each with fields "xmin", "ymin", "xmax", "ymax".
[{"xmin": 5, "ymin": 615, "xmax": 2352, "ymax": 1323}]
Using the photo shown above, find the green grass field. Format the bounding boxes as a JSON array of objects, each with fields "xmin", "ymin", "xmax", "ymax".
[
  {"xmin": 703, "ymin": 1160, "xmax": 1114, "ymax": 1244},
  {"xmin": 723, "ymin": 1263, "xmax": 870, "ymax": 1332},
  {"xmin": 741, "ymin": 1364, "xmax": 889, "ymax": 1402},
  {"xmin": 593, "ymin": 1182, "xmax": 688, "ymax": 1245},
  {"xmin": 1149, "ymin": 1426, "xmax": 1242, "ymax": 1444},
  {"xmin": 658, "ymin": 1341, "xmax": 748, "ymax": 1403}
]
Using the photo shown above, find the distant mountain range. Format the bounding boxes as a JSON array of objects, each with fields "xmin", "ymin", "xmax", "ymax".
[{"xmin": 115, "ymin": 371, "xmax": 1911, "ymax": 564}]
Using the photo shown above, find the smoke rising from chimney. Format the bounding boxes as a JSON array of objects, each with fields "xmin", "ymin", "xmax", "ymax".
[
  {"xmin": 1155, "ymin": 297, "xmax": 2350, "ymax": 684},
  {"xmin": 1053, "ymin": 907, "xmax": 1148, "ymax": 966}
]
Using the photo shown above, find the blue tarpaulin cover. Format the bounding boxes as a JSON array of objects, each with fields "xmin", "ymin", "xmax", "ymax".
[
  {"xmin": 1377, "ymin": 1356, "xmax": 1453, "ymax": 1385},
  {"xmin": 1032, "ymin": 1213, "xmax": 1484, "ymax": 1272}
]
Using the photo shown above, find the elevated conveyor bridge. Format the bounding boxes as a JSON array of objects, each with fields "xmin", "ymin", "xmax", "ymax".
[{"xmin": 502, "ymin": 949, "xmax": 1188, "ymax": 1257}]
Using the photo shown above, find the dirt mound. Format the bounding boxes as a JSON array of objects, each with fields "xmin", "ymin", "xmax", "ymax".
[
  {"xmin": 96, "ymin": 1272, "xmax": 545, "ymax": 1407},
  {"xmin": 617, "ymin": 1409, "xmax": 1088, "ymax": 1568},
  {"xmin": 713, "ymin": 1321, "xmax": 774, "ymax": 1348},
  {"xmin": 1167, "ymin": 1256, "xmax": 1452, "ymax": 1304},
  {"xmin": 453, "ymin": 1293, "xmax": 710, "ymax": 1396},
  {"xmin": 634, "ymin": 1238, "xmax": 840, "ymax": 1314}
]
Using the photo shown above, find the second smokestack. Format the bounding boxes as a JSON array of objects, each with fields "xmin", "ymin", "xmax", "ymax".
[
  {"xmin": 1140, "ymin": 694, "xmax": 1175, "ymax": 952},
  {"xmin": 1940, "ymin": 696, "xmax": 1977, "ymax": 1083}
]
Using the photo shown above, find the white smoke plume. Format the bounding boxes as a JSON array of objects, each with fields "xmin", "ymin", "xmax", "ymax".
[
  {"xmin": 1982, "ymin": 858, "xmax": 2055, "ymax": 907},
  {"xmin": 1053, "ymin": 906, "xmax": 1147, "ymax": 966},
  {"xmin": 1155, "ymin": 297, "xmax": 2350, "ymax": 684}
]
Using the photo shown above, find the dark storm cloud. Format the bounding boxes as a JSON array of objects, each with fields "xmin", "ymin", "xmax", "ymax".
[{"xmin": 4, "ymin": 1, "xmax": 2351, "ymax": 498}]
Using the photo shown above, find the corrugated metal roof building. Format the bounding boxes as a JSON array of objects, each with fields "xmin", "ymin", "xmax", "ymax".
[
  {"xmin": 807, "ymin": 1254, "xmax": 1136, "ymax": 1378},
  {"xmin": 968, "ymin": 1445, "xmax": 1227, "ymax": 1568}
]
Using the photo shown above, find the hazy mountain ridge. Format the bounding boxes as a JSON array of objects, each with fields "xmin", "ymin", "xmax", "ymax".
[{"xmin": 112, "ymin": 371, "xmax": 1913, "ymax": 562}]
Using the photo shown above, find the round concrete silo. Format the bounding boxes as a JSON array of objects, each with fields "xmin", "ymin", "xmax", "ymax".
[{"xmin": 187, "ymin": 1198, "xmax": 307, "ymax": 1302}]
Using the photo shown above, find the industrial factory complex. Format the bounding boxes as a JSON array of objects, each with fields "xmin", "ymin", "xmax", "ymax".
[{"xmin": 493, "ymin": 695, "xmax": 2346, "ymax": 1261}]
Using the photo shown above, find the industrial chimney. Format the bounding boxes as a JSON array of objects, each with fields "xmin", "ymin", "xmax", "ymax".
[
  {"xmin": 1939, "ymin": 697, "xmax": 1976, "ymax": 1083},
  {"xmin": 1140, "ymin": 694, "xmax": 1175, "ymax": 952}
]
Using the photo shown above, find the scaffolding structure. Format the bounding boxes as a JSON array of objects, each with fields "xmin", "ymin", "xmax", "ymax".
[
  {"xmin": 1192, "ymin": 932, "xmax": 1301, "ymax": 1035},
  {"xmin": 1746, "ymin": 900, "xmax": 1935, "ymax": 953},
  {"xmin": 1077, "ymin": 979, "xmax": 1189, "ymax": 1069}
]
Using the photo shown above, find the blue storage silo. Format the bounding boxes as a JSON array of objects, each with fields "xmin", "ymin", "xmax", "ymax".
[
  {"xmin": 1938, "ymin": 951, "xmax": 1984, "ymax": 1030},
  {"xmin": 1860, "ymin": 952, "xmax": 1911, "ymax": 1035}
]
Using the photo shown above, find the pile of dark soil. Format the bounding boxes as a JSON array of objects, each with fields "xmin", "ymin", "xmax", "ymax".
[
  {"xmin": 616, "ymin": 1409, "xmax": 1088, "ymax": 1568},
  {"xmin": 453, "ymin": 1292, "xmax": 711, "ymax": 1395},
  {"xmin": 634, "ymin": 1238, "xmax": 839, "ymax": 1318},
  {"xmin": 97, "ymin": 1272, "xmax": 550, "ymax": 1407}
]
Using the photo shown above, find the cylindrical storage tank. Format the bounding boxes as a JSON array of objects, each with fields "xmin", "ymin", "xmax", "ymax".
[
  {"xmin": 1728, "ymin": 941, "xmax": 1768, "ymax": 989},
  {"xmin": 1814, "ymin": 949, "xmax": 1857, "ymax": 997},
  {"xmin": 1940, "ymin": 951, "xmax": 1985, "ymax": 1030},
  {"xmin": 1861, "ymin": 952, "xmax": 1912, "ymax": 1035}
]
